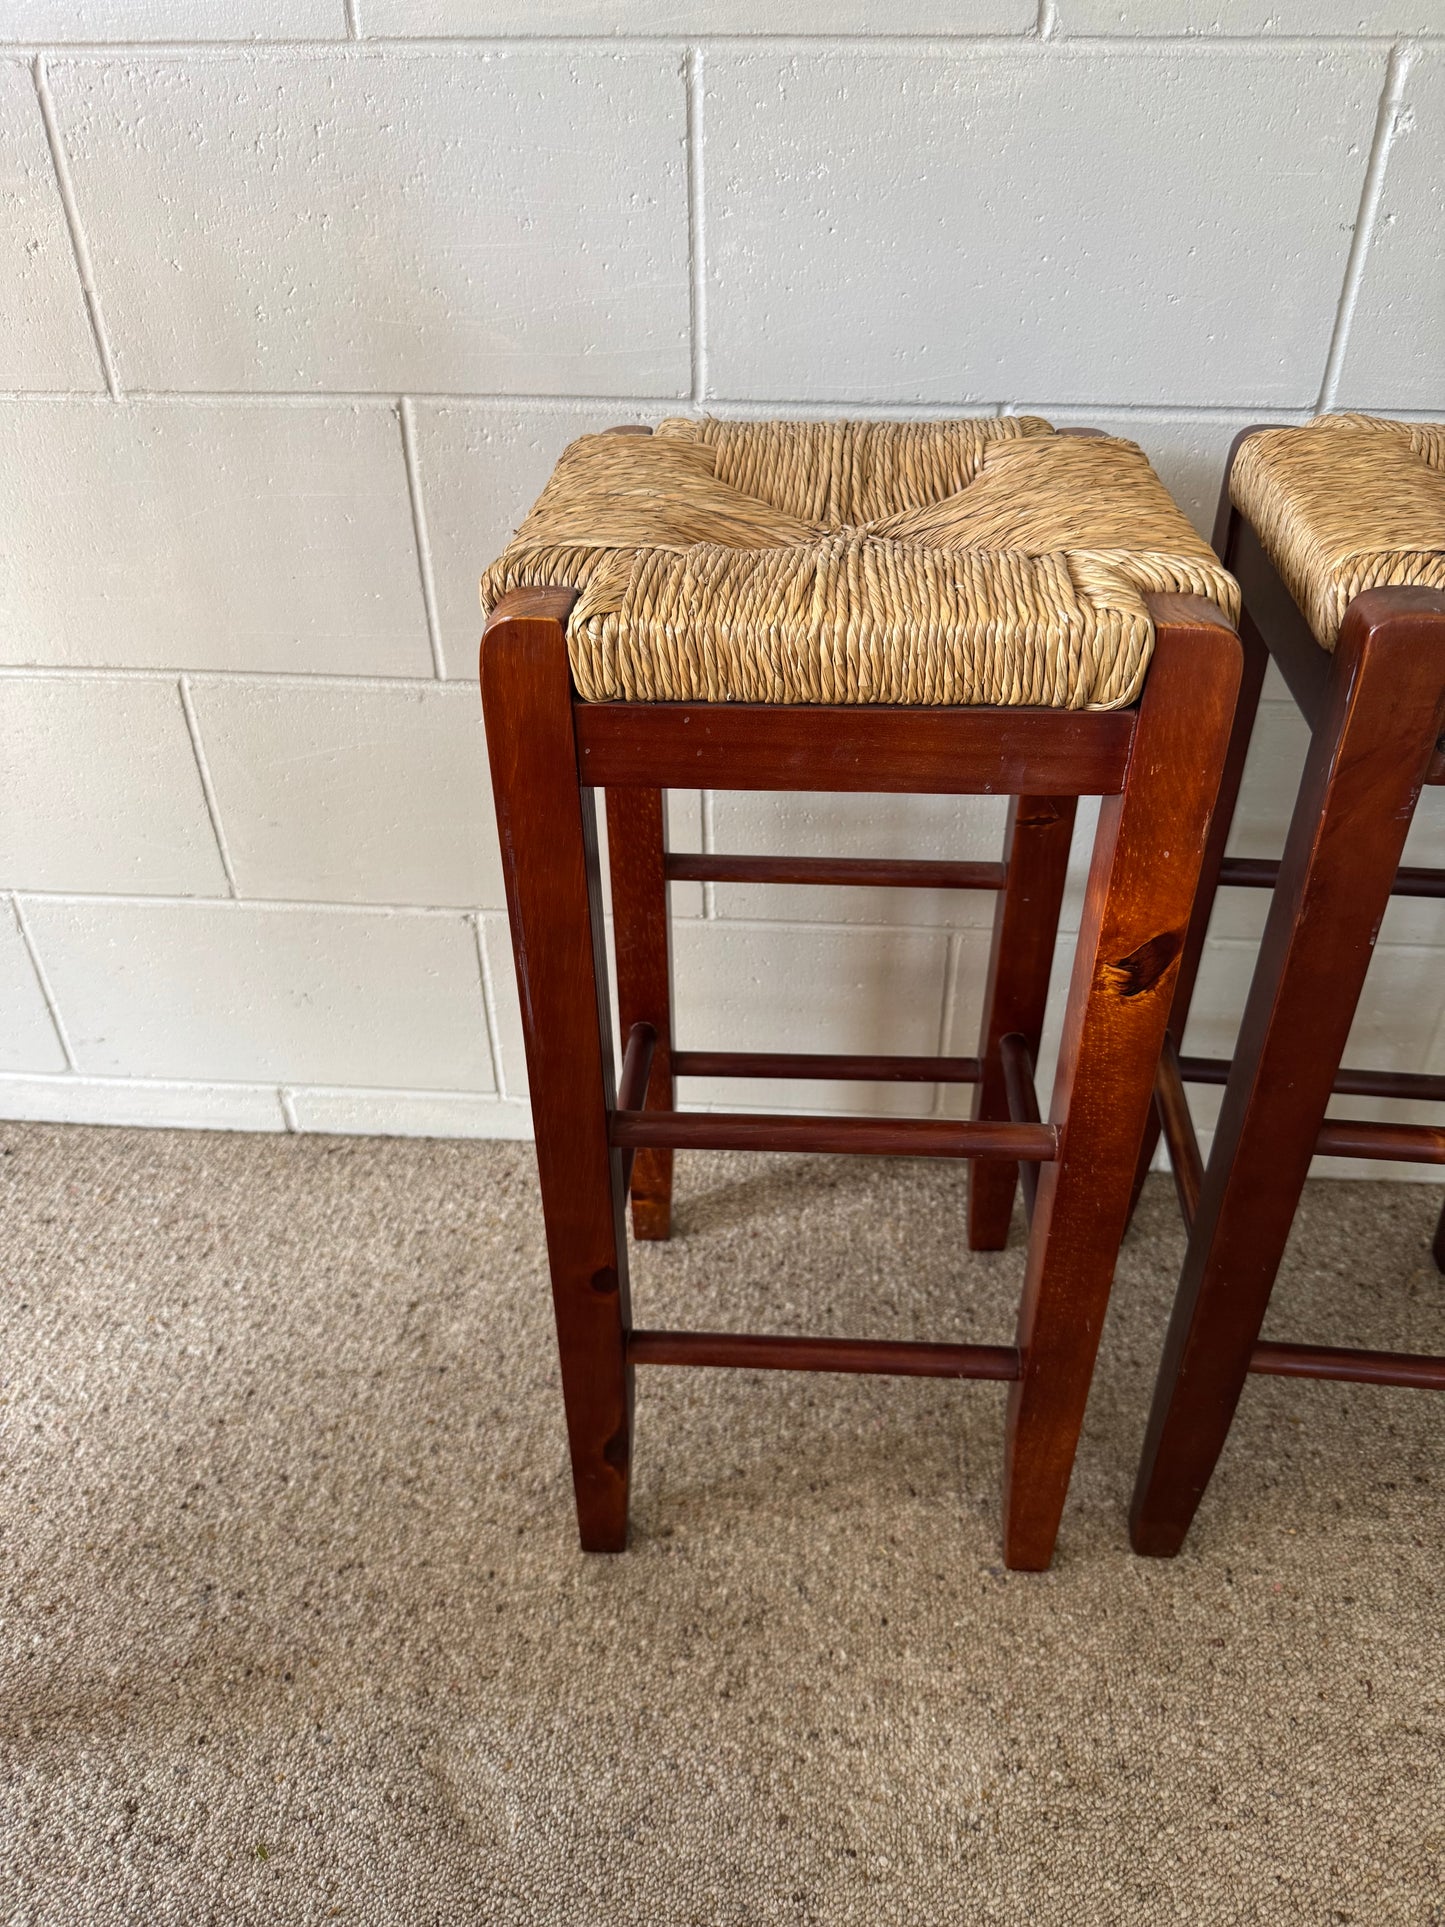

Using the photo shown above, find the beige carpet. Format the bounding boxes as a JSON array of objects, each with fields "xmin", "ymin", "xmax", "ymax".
[{"xmin": 1, "ymin": 1121, "xmax": 1441, "ymax": 1924}]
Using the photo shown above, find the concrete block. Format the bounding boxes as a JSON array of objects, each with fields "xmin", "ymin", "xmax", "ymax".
[
  {"xmin": 0, "ymin": 401, "xmax": 430, "ymax": 673},
  {"xmin": 0, "ymin": 60, "xmax": 102, "ymax": 390},
  {"xmin": 20, "ymin": 898, "xmax": 494, "ymax": 1088},
  {"xmin": 703, "ymin": 45, "xmax": 1381, "ymax": 407},
  {"xmin": 0, "ymin": 1071, "xmax": 284, "ymax": 1129},
  {"xmin": 50, "ymin": 51, "xmax": 690, "ymax": 395},
  {"xmin": 0, "ymin": 675, "xmax": 227, "ymax": 894},
  {"xmin": 190, "ymin": 678, "xmax": 497, "ymax": 907},
  {"xmin": 1338, "ymin": 48, "xmax": 1445, "ymax": 412},
  {"xmin": 0, "ymin": 901, "xmax": 66, "ymax": 1073},
  {"xmin": 2, "ymin": 0, "xmax": 343, "ymax": 40}
]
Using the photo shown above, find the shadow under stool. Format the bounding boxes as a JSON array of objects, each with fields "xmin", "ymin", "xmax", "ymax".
[
  {"xmin": 479, "ymin": 416, "xmax": 1241, "ymax": 1571},
  {"xmin": 1130, "ymin": 413, "xmax": 1445, "ymax": 1557}
]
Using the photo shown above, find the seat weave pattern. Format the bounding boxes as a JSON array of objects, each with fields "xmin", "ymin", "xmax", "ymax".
[
  {"xmin": 1231, "ymin": 414, "xmax": 1445, "ymax": 648},
  {"xmin": 482, "ymin": 417, "xmax": 1237, "ymax": 708}
]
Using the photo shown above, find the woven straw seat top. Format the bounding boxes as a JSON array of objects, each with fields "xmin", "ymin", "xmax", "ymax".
[
  {"xmin": 482, "ymin": 417, "xmax": 1237, "ymax": 709},
  {"xmin": 1231, "ymin": 414, "xmax": 1445, "ymax": 648}
]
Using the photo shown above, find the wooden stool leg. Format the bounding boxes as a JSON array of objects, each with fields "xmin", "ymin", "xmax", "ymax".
[
  {"xmin": 1126, "ymin": 597, "xmax": 1269, "ymax": 1220},
  {"xmin": 968, "ymin": 795, "xmax": 1076, "ymax": 1250},
  {"xmin": 1432, "ymin": 1197, "xmax": 1445, "ymax": 1274},
  {"xmin": 1003, "ymin": 604, "xmax": 1242, "ymax": 1571},
  {"xmin": 1130, "ymin": 594, "xmax": 1445, "ymax": 1558},
  {"xmin": 607, "ymin": 788, "xmax": 676, "ymax": 1241},
  {"xmin": 481, "ymin": 594, "xmax": 633, "ymax": 1553}
]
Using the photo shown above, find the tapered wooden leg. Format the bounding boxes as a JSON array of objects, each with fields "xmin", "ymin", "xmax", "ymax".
[
  {"xmin": 480, "ymin": 592, "xmax": 633, "ymax": 1553},
  {"xmin": 1131, "ymin": 591, "xmax": 1445, "ymax": 1558},
  {"xmin": 607, "ymin": 788, "xmax": 676, "ymax": 1241},
  {"xmin": 968, "ymin": 795, "xmax": 1076, "ymax": 1250},
  {"xmin": 1432, "ymin": 1197, "xmax": 1445, "ymax": 1274},
  {"xmin": 1127, "ymin": 502, "xmax": 1268, "ymax": 1221},
  {"xmin": 1003, "ymin": 600, "xmax": 1242, "ymax": 1570}
]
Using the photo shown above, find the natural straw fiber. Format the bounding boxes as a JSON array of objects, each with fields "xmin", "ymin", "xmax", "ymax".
[
  {"xmin": 481, "ymin": 418, "xmax": 1238, "ymax": 709},
  {"xmin": 1231, "ymin": 414, "xmax": 1445, "ymax": 648}
]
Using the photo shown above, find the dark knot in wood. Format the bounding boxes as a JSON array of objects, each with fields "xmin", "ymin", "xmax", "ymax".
[{"xmin": 1105, "ymin": 930, "xmax": 1183, "ymax": 999}]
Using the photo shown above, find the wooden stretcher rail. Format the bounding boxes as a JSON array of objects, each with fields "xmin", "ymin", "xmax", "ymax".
[
  {"xmin": 664, "ymin": 853, "xmax": 1009, "ymax": 891},
  {"xmin": 1153, "ymin": 1037, "xmax": 1204, "ymax": 1228},
  {"xmin": 1248, "ymin": 1341, "xmax": 1445, "ymax": 1390},
  {"xmin": 672, "ymin": 1050, "xmax": 982, "ymax": 1084},
  {"xmin": 1176, "ymin": 1056, "xmax": 1445, "ymax": 1105},
  {"xmin": 999, "ymin": 1032, "xmax": 1043, "ymax": 1224},
  {"xmin": 1314, "ymin": 1119, "xmax": 1445, "ymax": 1163},
  {"xmin": 609, "ymin": 1109, "xmax": 1059, "ymax": 1162},
  {"xmin": 1219, "ymin": 856, "xmax": 1445, "ymax": 900},
  {"xmin": 626, "ymin": 1329, "xmax": 1022, "ymax": 1380},
  {"xmin": 616, "ymin": 1023, "xmax": 657, "ymax": 1192}
]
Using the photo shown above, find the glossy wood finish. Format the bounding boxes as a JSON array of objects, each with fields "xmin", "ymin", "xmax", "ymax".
[
  {"xmin": 627, "ymin": 1329, "xmax": 1021, "ymax": 1379},
  {"xmin": 482, "ymin": 580, "xmax": 1241, "ymax": 1570},
  {"xmin": 665, "ymin": 852, "xmax": 1007, "ymax": 890},
  {"xmin": 1313, "ymin": 1119, "xmax": 1445, "ymax": 1163},
  {"xmin": 1153, "ymin": 1034, "xmax": 1203, "ymax": 1228},
  {"xmin": 607, "ymin": 788, "xmax": 676, "ymax": 1239},
  {"xmin": 1249, "ymin": 1341, "xmax": 1445, "ymax": 1391},
  {"xmin": 615, "ymin": 1022, "xmax": 656, "ymax": 1193},
  {"xmin": 610, "ymin": 1107, "xmax": 1058, "ymax": 1162},
  {"xmin": 1178, "ymin": 1054, "xmax": 1445, "ymax": 1104},
  {"xmin": 999, "ymin": 1031, "xmax": 1043, "ymax": 1223},
  {"xmin": 1004, "ymin": 598, "xmax": 1241, "ymax": 1569},
  {"xmin": 969, "ymin": 795, "xmax": 1076, "ymax": 1249},
  {"xmin": 575, "ymin": 700, "xmax": 1135, "ymax": 797},
  {"xmin": 1127, "ymin": 488, "xmax": 1272, "ymax": 1216},
  {"xmin": 1220, "ymin": 856, "xmax": 1445, "ymax": 898},
  {"xmin": 1131, "ymin": 584, "xmax": 1445, "ymax": 1558},
  {"xmin": 480, "ymin": 588, "xmax": 633, "ymax": 1553},
  {"xmin": 673, "ymin": 1049, "xmax": 981, "ymax": 1083}
]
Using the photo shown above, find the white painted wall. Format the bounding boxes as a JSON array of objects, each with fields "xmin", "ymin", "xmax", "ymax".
[{"xmin": 1, "ymin": 8, "xmax": 1442, "ymax": 1178}]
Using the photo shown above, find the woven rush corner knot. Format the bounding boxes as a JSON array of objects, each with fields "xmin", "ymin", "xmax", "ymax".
[{"xmin": 482, "ymin": 415, "xmax": 1238, "ymax": 709}]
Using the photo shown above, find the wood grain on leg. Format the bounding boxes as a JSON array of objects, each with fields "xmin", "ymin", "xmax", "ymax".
[
  {"xmin": 1003, "ymin": 598, "xmax": 1242, "ymax": 1570},
  {"xmin": 1130, "ymin": 587, "xmax": 1445, "ymax": 1557},
  {"xmin": 480, "ymin": 589, "xmax": 633, "ymax": 1553},
  {"xmin": 968, "ymin": 795, "xmax": 1076, "ymax": 1250},
  {"xmin": 1128, "ymin": 472, "xmax": 1271, "ymax": 1222},
  {"xmin": 607, "ymin": 787, "xmax": 676, "ymax": 1240}
]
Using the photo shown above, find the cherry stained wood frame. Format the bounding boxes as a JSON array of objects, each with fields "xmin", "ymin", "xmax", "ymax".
[
  {"xmin": 481, "ymin": 485, "xmax": 1241, "ymax": 1576},
  {"xmin": 1130, "ymin": 428, "xmax": 1445, "ymax": 1559}
]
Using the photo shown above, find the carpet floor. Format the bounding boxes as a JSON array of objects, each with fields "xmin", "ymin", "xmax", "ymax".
[{"xmin": 1, "ymin": 1121, "xmax": 1441, "ymax": 1924}]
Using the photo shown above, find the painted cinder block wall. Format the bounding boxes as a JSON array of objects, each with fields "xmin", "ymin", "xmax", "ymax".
[{"xmin": 2, "ymin": 6, "xmax": 1443, "ymax": 1176}]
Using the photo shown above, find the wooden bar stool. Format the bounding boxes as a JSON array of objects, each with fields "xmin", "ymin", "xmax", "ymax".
[
  {"xmin": 1131, "ymin": 414, "xmax": 1445, "ymax": 1557},
  {"xmin": 479, "ymin": 416, "xmax": 1241, "ymax": 1570}
]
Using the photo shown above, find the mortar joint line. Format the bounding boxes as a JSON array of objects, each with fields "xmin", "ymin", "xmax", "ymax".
[
  {"xmin": 473, "ymin": 913, "xmax": 510, "ymax": 1099},
  {"xmin": 1316, "ymin": 39, "xmax": 1412, "ymax": 414},
  {"xmin": 343, "ymin": 0, "xmax": 361, "ymax": 39},
  {"xmin": 1034, "ymin": 0, "xmax": 1059, "ymax": 39},
  {"xmin": 685, "ymin": 46, "xmax": 708, "ymax": 407},
  {"xmin": 10, "ymin": 891, "xmax": 79, "ymax": 1073},
  {"xmin": 279, "ymin": 1087, "xmax": 301, "ymax": 1130},
  {"xmin": 32, "ymin": 55, "xmax": 121, "ymax": 402},
  {"xmin": 177, "ymin": 675, "xmax": 240, "ymax": 896},
  {"xmin": 399, "ymin": 397, "xmax": 446, "ymax": 678}
]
